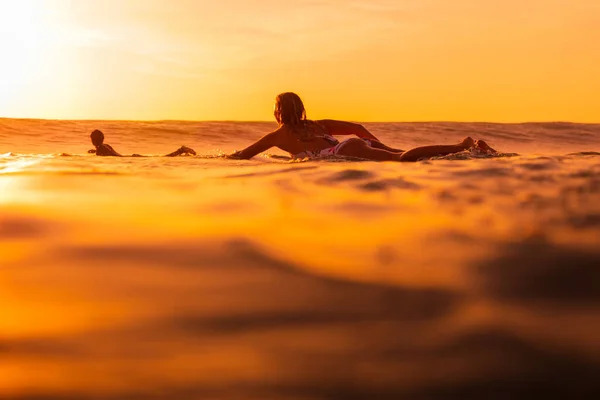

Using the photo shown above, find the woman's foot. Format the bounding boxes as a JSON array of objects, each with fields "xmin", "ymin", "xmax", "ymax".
[
  {"xmin": 178, "ymin": 146, "xmax": 196, "ymax": 155},
  {"xmin": 474, "ymin": 139, "xmax": 497, "ymax": 154},
  {"xmin": 460, "ymin": 136, "xmax": 476, "ymax": 150}
]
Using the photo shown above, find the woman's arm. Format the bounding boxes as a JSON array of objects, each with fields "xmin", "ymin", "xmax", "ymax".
[
  {"xmin": 229, "ymin": 130, "xmax": 279, "ymax": 160},
  {"xmin": 317, "ymin": 120, "xmax": 380, "ymax": 141}
]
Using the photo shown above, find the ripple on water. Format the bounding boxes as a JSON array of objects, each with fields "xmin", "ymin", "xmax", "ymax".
[{"xmin": 474, "ymin": 236, "xmax": 600, "ymax": 306}]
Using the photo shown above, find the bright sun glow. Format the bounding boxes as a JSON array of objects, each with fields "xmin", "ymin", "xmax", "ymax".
[
  {"xmin": 0, "ymin": 1, "xmax": 598, "ymax": 122},
  {"xmin": 0, "ymin": 1, "xmax": 51, "ymax": 107}
]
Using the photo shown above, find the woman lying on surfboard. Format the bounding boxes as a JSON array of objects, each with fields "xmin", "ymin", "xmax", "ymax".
[{"xmin": 228, "ymin": 92, "xmax": 496, "ymax": 161}]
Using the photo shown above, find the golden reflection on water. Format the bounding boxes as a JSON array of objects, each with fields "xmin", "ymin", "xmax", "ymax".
[
  {"xmin": 0, "ymin": 159, "xmax": 42, "ymax": 174},
  {"xmin": 1, "ymin": 157, "xmax": 600, "ymax": 398},
  {"xmin": 0, "ymin": 176, "xmax": 27, "ymax": 204}
]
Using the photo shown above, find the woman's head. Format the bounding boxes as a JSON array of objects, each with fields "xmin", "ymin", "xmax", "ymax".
[{"xmin": 274, "ymin": 92, "xmax": 306, "ymax": 126}]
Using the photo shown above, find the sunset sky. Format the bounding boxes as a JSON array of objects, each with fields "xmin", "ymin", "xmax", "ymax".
[{"xmin": 0, "ymin": 0, "xmax": 598, "ymax": 122}]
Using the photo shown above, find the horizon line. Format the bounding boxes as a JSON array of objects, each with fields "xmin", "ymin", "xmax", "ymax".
[{"xmin": 1, "ymin": 117, "xmax": 599, "ymax": 125}]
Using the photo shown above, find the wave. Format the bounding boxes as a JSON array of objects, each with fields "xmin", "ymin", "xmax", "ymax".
[
  {"xmin": 1, "ymin": 119, "xmax": 600, "ymax": 166},
  {"xmin": 566, "ymin": 151, "xmax": 600, "ymax": 156}
]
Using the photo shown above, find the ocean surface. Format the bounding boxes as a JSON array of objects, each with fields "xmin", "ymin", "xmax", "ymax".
[{"xmin": 1, "ymin": 118, "xmax": 600, "ymax": 399}]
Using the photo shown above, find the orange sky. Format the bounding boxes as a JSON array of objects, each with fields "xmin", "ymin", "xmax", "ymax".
[{"xmin": 0, "ymin": 0, "xmax": 598, "ymax": 122}]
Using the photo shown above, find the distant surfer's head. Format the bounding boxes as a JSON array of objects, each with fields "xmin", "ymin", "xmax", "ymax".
[
  {"xmin": 90, "ymin": 129, "xmax": 104, "ymax": 146},
  {"xmin": 274, "ymin": 92, "xmax": 306, "ymax": 126}
]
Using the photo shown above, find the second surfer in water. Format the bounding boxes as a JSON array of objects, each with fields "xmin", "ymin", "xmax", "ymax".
[{"xmin": 88, "ymin": 129, "xmax": 196, "ymax": 157}]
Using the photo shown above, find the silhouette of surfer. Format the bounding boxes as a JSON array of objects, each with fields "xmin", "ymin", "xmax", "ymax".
[{"xmin": 88, "ymin": 129, "xmax": 196, "ymax": 157}]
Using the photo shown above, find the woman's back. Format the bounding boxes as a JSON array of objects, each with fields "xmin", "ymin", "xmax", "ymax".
[{"xmin": 276, "ymin": 120, "xmax": 340, "ymax": 157}]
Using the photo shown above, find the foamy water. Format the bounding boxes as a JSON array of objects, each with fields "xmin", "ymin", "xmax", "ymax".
[{"xmin": 1, "ymin": 119, "xmax": 600, "ymax": 399}]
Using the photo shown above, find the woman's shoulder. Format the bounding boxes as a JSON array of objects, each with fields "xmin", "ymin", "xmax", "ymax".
[
  {"xmin": 314, "ymin": 119, "xmax": 351, "ymax": 128},
  {"xmin": 306, "ymin": 119, "xmax": 330, "ymax": 132}
]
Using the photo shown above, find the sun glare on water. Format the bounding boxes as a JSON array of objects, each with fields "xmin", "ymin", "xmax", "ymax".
[{"xmin": 0, "ymin": 159, "xmax": 43, "ymax": 204}]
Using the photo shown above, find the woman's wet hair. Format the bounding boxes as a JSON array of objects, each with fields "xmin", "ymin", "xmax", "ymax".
[
  {"xmin": 274, "ymin": 92, "xmax": 306, "ymax": 125},
  {"xmin": 274, "ymin": 92, "xmax": 314, "ymax": 141}
]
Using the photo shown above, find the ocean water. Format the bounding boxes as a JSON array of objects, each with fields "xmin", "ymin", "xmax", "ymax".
[{"xmin": 1, "ymin": 118, "xmax": 600, "ymax": 399}]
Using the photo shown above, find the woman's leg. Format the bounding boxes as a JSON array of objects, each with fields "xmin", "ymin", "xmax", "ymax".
[
  {"xmin": 337, "ymin": 138, "xmax": 403, "ymax": 161},
  {"xmin": 398, "ymin": 137, "xmax": 474, "ymax": 162},
  {"xmin": 369, "ymin": 140, "xmax": 404, "ymax": 153},
  {"xmin": 338, "ymin": 137, "xmax": 475, "ymax": 162}
]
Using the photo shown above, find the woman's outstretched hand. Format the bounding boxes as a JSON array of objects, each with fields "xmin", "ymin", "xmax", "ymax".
[
  {"xmin": 226, "ymin": 151, "xmax": 244, "ymax": 159},
  {"xmin": 165, "ymin": 145, "xmax": 197, "ymax": 157}
]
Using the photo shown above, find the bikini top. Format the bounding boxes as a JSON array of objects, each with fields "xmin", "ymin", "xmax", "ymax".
[
  {"xmin": 296, "ymin": 121, "xmax": 339, "ymax": 145},
  {"xmin": 292, "ymin": 133, "xmax": 341, "ymax": 159},
  {"xmin": 291, "ymin": 122, "xmax": 339, "ymax": 158},
  {"xmin": 317, "ymin": 133, "xmax": 340, "ymax": 146}
]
